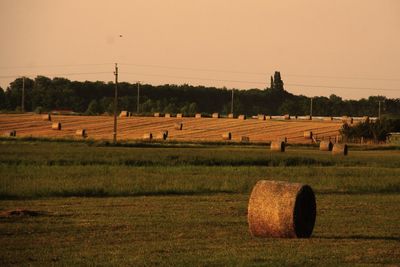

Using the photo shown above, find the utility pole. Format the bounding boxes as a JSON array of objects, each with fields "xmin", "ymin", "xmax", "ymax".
[
  {"xmin": 310, "ymin": 97, "xmax": 313, "ymax": 117},
  {"xmin": 137, "ymin": 81, "xmax": 140, "ymax": 114},
  {"xmin": 231, "ymin": 89, "xmax": 234, "ymax": 114},
  {"xmin": 378, "ymin": 100, "xmax": 382, "ymax": 120},
  {"xmin": 21, "ymin": 76, "xmax": 25, "ymax": 112},
  {"xmin": 113, "ymin": 63, "xmax": 118, "ymax": 143}
]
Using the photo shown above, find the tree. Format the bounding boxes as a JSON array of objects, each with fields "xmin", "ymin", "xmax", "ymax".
[{"xmin": 85, "ymin": 100, "xmax": 102, "ymax": 115}]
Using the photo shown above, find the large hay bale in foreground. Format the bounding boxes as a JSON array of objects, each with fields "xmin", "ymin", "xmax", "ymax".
[
  {"xmin": 332, "ymin": 143, "xmax": 348, "ymax": 155},
  {"xmin": 52, "ymin": 122, "xmax": 61, "ymax": 130},
  {"xmin": 143, "ymin": 133, "xmax": 152, "ymax": 140},
  {"xmin": 75, "ymin": 129, "xmax": 87, "ymax": 137},
  {"xmin": 238, "ymin": 115, "xmax": 246, "ymax": 120},
  {"xmin": 212, "ymin": 113, "xmax": 220, "ymax": 118},
  {"xmin": 174, "ymin": 122, "xmax": 183, "ymax": 130},
  {"xmin": 195, "ymin": 113, "xmax": 202, "ymax": 118},
  {"xmin": 4, "ymin": 130, "xmax": 16, "ymax": 137},
  {"xmin": 42, "ymin": 113, "xmax": 51, "ymax": 121},
  {"xmin": 222, "ymin": 132, "xmax": 232, "ymax": 140},
  {"xmin": 119, "ymin": 111, "xmax": 129, "ymax": 117},
  {"xmin": 248, "ymin": 180, "xmax": 316, "ymax": 238},
  {"xmin": 270, "ymin": 141, "xmax": 285, "ymax": 152},
  {"xmin": 304, "ymin": 131, "xmax": 313, "ymax": 139},
  {"xmin": 176, "ymin": 113, "xmax": 183, "ymax": 118},
  {"xmin": 319, "ymin": 140, "xmax": 333, "ymax": 151}
]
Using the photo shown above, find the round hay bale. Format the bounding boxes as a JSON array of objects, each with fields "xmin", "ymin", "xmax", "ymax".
[
  {"xmin": 248, "ymin": 180, "xmax": 316, "ymax": 238},
  {"xmin": 195, "ymin": 113, "xmax": 202, "ymax": 118},
  {"xmin": 228, "ymin": 113, "xmax": 234, "ymax": 118},
  {"xmin": 304, "ymin": 131, "xmax": 313, "ymax": 139},
  {"xmin": 284, "ymin": 114, "xmax": 290, "ymax": 120},
  {"xmin": 176, "ymin": 113, "xmax": 183, "ymax": 118},
  {"xmin": 51, "ymin": 122, "xmax": 61, "ymax": 130},
  {"xmin": 143, "ymin": 133, "xmax": 152, "ymax": 140},
  {"xmin": 323, "ymin": 117, "xmax": 333, "ymax": 121},
  {"xmin": 332, "ymin": 143, "xmax": 348, "ymax": 156},
  {"xmin": 165, "ymin": 113, "xmax": 171, "ymax": 118},
  {"xmin": 271, "ymin": 141, "xmax": 285, "ymax": 152},
  {"xmin": 155, "ymin": 132, "xmax": 167, "ymax": 140},
  {"xmin": 258, "ymin": 114, "xmax": 266, "ymax": 120},
  {"xmin": 319, "ymin": 140, "xmax": 333, "ymax": 151},
  {"xmin": 305, "ymin": 115, "xmax": 311, "ymax": 120},
  {"xmin": 241, "ymin": 136, "xmax": 250, "ymax": 142},
  {"xmin": 154, "ymin": 112, "xmax": 160, "ymax": 117},
  {"xmin": 212, "ymin": 113, "xmax": 220, "ymax": 118},
  {"xmin": 222, "ymin": 132, "xmax": 232, "ymax": 140},
  {"xmin": 265, "ymin": 115, "xmax": 272, "ymax": 120},
  {"xmin": 42, "ymin": 113, "xmax": 51, "ymax": 121},
  {"xmin": 119, "ymin": 111, "xmax": 129, "ymax": 117},
  {"xmin": 75, "ymin": 129, "xmax": 87, "ymax": 137},
  {"xmin": 174, "ymin": 122, "xmax": 183, "ymax": 130},
  {"xmin": 238, "ymin": 115, "xmax": 246, "ymax": 120},
  {"xmin": 4, "ymin": 130, "xmax": 16, "ymax": 137},
  {"xmin": 362, "ymin": 116, "xmax": 369, "ymax": 123}
]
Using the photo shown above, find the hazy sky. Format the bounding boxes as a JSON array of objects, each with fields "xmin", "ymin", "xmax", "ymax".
[{"xmin": 0, "ymin": 0, "xmax": 399, "ymax": 99}]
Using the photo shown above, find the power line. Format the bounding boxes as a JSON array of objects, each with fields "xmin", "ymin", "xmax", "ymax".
[
  {"xmin": 0, "ymin": 71, "xmax": 111, "ymax": 79},
  {"xmin": 0, "ymin": 63, "xmax": 113, "ymax": 70}
]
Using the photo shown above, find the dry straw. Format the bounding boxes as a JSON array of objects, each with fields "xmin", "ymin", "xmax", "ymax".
[
  {"xmin": 319, "ymin": 140, "xmax": 333, "ymax": 151},
  {"xmin": 42, "ymin": 113, "xmax": 51, "ymax": 121},
  {"xmin": 75, "ymin": 129, "xmax": 87, "ymax": 137},
  {"xmin": 174, "ymin": 122, "xmax": 183, "ymax": 130},
  {"xmin": 195, "ymin": 113, "xmax": 202, "ymax": 118},
  {"xmin": 222, "ymin": 132, "xmax": 232, "ymax": 140},
  {"xmin": 52, "ymin": 122, "xmax": 61, "ymax": 130},
  {"xmin": 238, "ymin": 115, "xmax": 246, "ymax": 120},
  {"xmin": 332, "ymin": 143, "xmax": 348, "ymax": 155},
  {"xmin": 271, "ymin": 141, "xmax": 285, "ymax": 152},
  {"xmin": 248, "ymin": 180, "xmax": 316, "ymax": 238},
  {"xmin": 143, "ymin": 133, "xmax": 153, "ymax": 140},
  {"xmin": 212, "ymin": 113, "xmax": 220, "ymax": 118},
  {"xmin": 304, "ymin": 131, "xmax": 313, "ymax": 139}
]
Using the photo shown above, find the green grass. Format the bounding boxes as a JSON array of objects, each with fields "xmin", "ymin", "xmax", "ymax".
[{"xmin": 0, "ymin": 140, "xmax": 399, "ymax": 265}]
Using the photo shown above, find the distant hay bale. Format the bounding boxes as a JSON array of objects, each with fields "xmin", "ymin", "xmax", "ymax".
[
  {"xmin": 165, "ymin": 113, "xmax": 171, "ymax": 118},
  {"xmin": 258, "ymin": 114, "xmax": 266, "ymax": 120},
  {"xmin": 155, "ymin": 131, "xmax": 168, "ymax": 140},
  {"xmin": 248, "ymin": 180, "xmax": 316, "ymax": 238},
  {"xmin": 270, "ymin": 141, "xmax": 285, "ymax": 152},
  {"xmin": 332, "ymin": 143, "xmax": 348, "ymax": 156},
  {"xmin": 241, "ymin": 136, "xmax": 250, "ymax": 142},
  {"xmin": 174, "ymin": 122, "xmax": 183, "ymax": 130},
  {"xmin": 304, "ymin": 131, "xmax": 313, "ymax": 139},
  {"xmin": 284, "ymin": 114, "xmax": 290, "ymax": 120},
  {"xmin": 228, "ymin": 113, "xmax": 234, "ymax": 118},
  {"xmin": 319, "ymin": 140, "xmax": 333, "ymax": 151},
  {"xmin": 176, "ymin": 113, "xmax": 183, "ymax": 118},
  {"xmin": 341, "ymin": 116, "xmax": 353, "ymax": 124},
  {"xmin": 222, "ymin": 132, "xmax": 232, "ymax": 140},
  {"xmin": 51, "ymin": 122, "xmax": 61, "ymax": 130},
  {"xmin": 42, "ymin": 113, "xmax": 51, "ymax": 121},
  {"xmin": 265, "ymin": 115, "xmax": 272, "ymax": 120},
  {"xmin": 154, "ymin": 113, "xmax": 160, "ymax": 117},
  {"xmin": 362, "ymin": 116, "xmax": 369, "ymax": 123},
  {"xmin": 323, "ymin": 117, "xmax": 333, "ymax": 121},
  {"xmin": 4, "ymin": 130, "xmax": 16, "ymax": 137},
  {"xmin": 195, "ymin": 113, "xmax": 202, "ymax": 118},
  {"xmin": 119, "ymin": 111, "xmax": 129, "ymax": 117},
  {"xmin": 142, "ymin": 133, "xmax": 152, "ymax": 140},
  {"xmin": 305, "ymin": 115, "xmax": 311, "ymax": 120},
  {"xmin": 238, "ymin": 115, "xmax": 246, "ymax": 120},
  {"xmin": 212, "ymin": 113, "xmax": 220, "ymax": 118},
  {"xmin": 75, "ymin": 129, "xmax": 87, "ymax": 137}
]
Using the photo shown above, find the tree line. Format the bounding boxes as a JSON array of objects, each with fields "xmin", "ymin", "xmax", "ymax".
[{"xmin": 0, "ymin": 72, "xmax": 399, "ymax": 117}]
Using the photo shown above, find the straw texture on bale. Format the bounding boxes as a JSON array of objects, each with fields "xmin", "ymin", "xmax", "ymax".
[
  {"xmin": 143, "ymin": 133, "xmax": 152, "ymax": 140},
  {"xmin": 222, "ymin": 132, "xmax": 232, "ymax": 140},
  {"xmin": 332, "ymin": 143, "xmax": 348, "ymax": 155},
  {"xmin": 304, "ymin": 131, "xmax": 313, "ymax": 139},
  {"xmin": 119, "ymin": 111, "xmax": 129, "ymax": 117},
  {"xmin": 75, "ymin": 129, "xmax": 87, "ymax": 137},
  {"xmin": 238, "ymin": 115, "xmax": 246, "ymax": 120},
  {"xmin": 4, "ymin": 130, "xmax": 16, "ymax": 137},
  {"xmin": 228, "ymin": 113, "xmax": 234, "ymax": 118},
  {"xmin": 284, "ymin": 114, "xmax": 290, "ymax": 120},
  {"xmin": 154, "ymin": 113, "xmax": 160, "ymax": 117},
  {"xmin": 52, "ymin": 122, "xmax": 61, "ymax": 130},
  {"xmin": 165, "ymin": 113, "xmax": 171, "ymax": 118},
  {"xmin": 241, "ymin": 136, "xmax": 250, "ymax": 142},
  {"xmin": 42, "ymin": 114, "xmax": 51, "ymax": 121},
  {"xmin": 212, "ymin": 113, "xmax": 220, "ymax": 118},
  {"xmin": 248, "ymin": 180, "xmax": 316, "ymax": 238},
  {"xmin": 174, "ymin": 122, "xmax": 183, "ymax": 130},
  {"xmin": 270, "ymin": 141, "xmax": 285, "ymax": 152},
  {"xmin": 319, "ymin": 140, "xmax": 333, "ymax": 151},
  {"xmin": 258, "ymin": 114, "xmax": 266, "ymax": 120},
  {"xmin": 195, "ymin": 113, "xmax": 202, "ymax": 118},
  {"xmin": 176, "ymin": 113, "xmax": 183, "ymax": 118}
]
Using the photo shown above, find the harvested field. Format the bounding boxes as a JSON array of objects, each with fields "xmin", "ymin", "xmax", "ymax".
[{"xmin": 0, "ymin": 114, "xmax": 343, "ymax": 143}]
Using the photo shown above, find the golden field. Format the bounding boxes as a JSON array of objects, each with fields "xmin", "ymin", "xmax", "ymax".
[{"xmin": 0, "ymin": 114, "xmax": 343, "ymax": 143}]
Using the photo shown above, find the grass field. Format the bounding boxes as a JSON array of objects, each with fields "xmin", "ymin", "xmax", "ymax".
[{"xmin": 0, "ymin": 140, "xmax": 399, "ymax": 265}]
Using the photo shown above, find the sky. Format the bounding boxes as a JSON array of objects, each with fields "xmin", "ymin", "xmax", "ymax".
[{"xmin": 0, "ymin": 0, "xmax": 399, "ymax": 99}]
